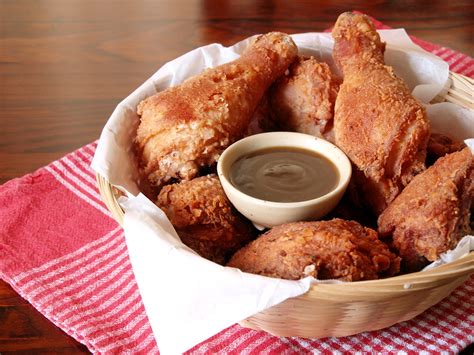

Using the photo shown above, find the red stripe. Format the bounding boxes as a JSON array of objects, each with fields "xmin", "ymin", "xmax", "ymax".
[
  {"xmin": 76, "ymin": 291, "xmax": 143, "ymax": 336},
  {"xmin": 63, "ymin": 156, "xmax": 97, "ymax": 185},
  {"xmin": 68, "ymin": 275, "xmax": 141, "ymax": 330},
  {"xmin": 30, "ymin": 243, "xmax": 128, "ymax": 304},
  {"xmin": 61, "ymin": 272, "xmax": 137, "ymax": 329},
  {"xmin": 21, "ymin": 234, "xmax": 125, "ymax": 294},
  {"xmin": 84, "ymin": 301, "xmax": 146, "ymax": 339},
  {"xmin": 39, "ymin": 256, "xmax": 132, "ymax": 316},
  {"xmin": 241, "ymin": 333, "xmax": 277, "ymax": 353},
  {"xmin": 450, "ymin": 56, "xmax": 474, "ymax": 73},
  {"xmin": 403, "ymin": 319, "xmax": 452, "ymax": 350},
  {"xmin": 48, "ymin": 163, "xmax": 104, "ymax": 207},
  {"xmin": 14, "ymin": 227, "xmax": 121, "ymax": 287},
  {"xmin": 463, "ymin": 66, "xmax": 474, "ymax": 77},
  {"xmin": 228, "ymin": 330, "xmax": 265, "ymax": 352},
  {"xmin": 56, "ymin": 158, "xmax": 100, "ymax": 193},
  {"xmin": 95, "ymin": 315, "xmax": 150, "ymax": 349},
  {"xmin": 208, "ymin": 327, "xmax": 251, "ymax": 352},
  {"xmin": 136, "ymin": 333, "xmax": 159, "ymax": 354},
  {"xmin": 383, "ymin": 322, "xmax": 436, "ymax": 351},
  {"xmin": 189, "ymin": 324, "xmax": 242, "ymax": 353},
  {"xmin": 265, "ymin": 339, "xmax": 294, "ymax": 354}
]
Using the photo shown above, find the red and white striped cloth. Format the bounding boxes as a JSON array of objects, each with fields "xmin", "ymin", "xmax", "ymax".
[{"xmin": 1, "ymin": 16, "xmax": 473, "ymax": 354}]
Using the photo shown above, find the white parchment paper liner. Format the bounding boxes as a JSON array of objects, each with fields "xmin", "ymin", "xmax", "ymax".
[{"xmin": 91, "ymin": 30, "xmax": 474, "ymax": 354}]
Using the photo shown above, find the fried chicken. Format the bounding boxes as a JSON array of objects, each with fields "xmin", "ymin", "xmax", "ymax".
[
  {"xmin": 136, "ymin": 32, "xmax": 297, "ymax": 188},
  {"xmin": 270, "ymin": 56, "xmax": 339, "ymax": 142},
  {"xmin": 378, "ymin": 148, "xmax": 474, "ymax": 272},
  {"xmin": 427, "ymin": 132, "xmax": 466, "ymax": 166},
  {"xmin": 332, "ymin": 12, "xmax": 430, "ymax": 215},
  {"xmin": 227, "ymin": 219, "xmax": 400, "ymax": 281},
  {"xmin": 244, "ymin": 92, "xmax": 276, "ymax": 136},
  {"xmin": 156, "ymin": 174, "xmax": 256, "ymax": 264}
]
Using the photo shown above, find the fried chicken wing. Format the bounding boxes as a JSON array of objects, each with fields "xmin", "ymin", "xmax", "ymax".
[
  {"xmin": 332, "ymin": 13, "xmax": 430, "ymax": 215},
  {"xmin": 227, "ymin": 219, "xmax": 400, "ymax": 281},
  {"xmin": 136, "ymin": 32, "xmax": 297, "ymax": 188},
  {"xmin": 270, "ymin": 56, "xmax": 339, "ymax": 141},
  {"xmin": 378, "ymin": 148, "xmax": 474, "ymax": 272},
  {"xmin": 156, "ymin": 174, "xmax": 256, "ymax": 264}
]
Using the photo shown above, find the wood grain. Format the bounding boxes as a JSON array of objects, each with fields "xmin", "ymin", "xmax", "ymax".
[{"xmin": 0, "ymin": 0, "xmax": 472, "ymax": 352}]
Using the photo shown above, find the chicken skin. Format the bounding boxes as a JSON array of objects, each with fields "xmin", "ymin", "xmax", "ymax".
[
  {"xmin": 156, "ymin": 174, "xmax": 256, "ymax": 264},
  {"xmin": 332, "ymin": 13, "xmax": 430, "ymax": 215},
  {"xmin": 136, "ymin": 32, "xmax": 297, "ymax": 188},
  {"xmin": 270, "ymin": 56, "xmax": 340, "ymax": 141},
  {"xmin": 427, "ymin": 132, "xmax": 466, "ymax": 166},
  {"xmin": 378, "ymin": 148, "xmax": 473, "ymax": 272},
  {"xmin": 228, "ymin": 219, "xmax": 400, "ymax": 281}
]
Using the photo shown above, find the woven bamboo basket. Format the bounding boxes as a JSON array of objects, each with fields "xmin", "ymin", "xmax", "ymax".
[{"xmin": 96, "ymin": 71, "xmax": 474, "ymax": 339}]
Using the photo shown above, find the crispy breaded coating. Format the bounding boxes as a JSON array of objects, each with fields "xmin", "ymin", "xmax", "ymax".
[
  {"xmin": 227, "ymin": 219, "xmax": 400, "ymax": 281},
  {"xmin": 156, "ymin": 174, "xmax": 256, "ymax": 264},
  {"xmin": 332, "ymin": 13, "xmax": 430, "ymax": 215},
  {"xmin": 136, "ymin": 32, "xmax": 297, "ymax": 188},
  {"xmin": 244, "ymin": 92, "xmax": 276, "ymax": 136},
  {"xmin": 270, "ymin": 56, "xmax": 339, "ymax": 142},
  {"xmin": 378, "ymin": 148, "xmax": 473, "ymax": 272},
  {"xmin": 427, "ymin": 133, "xmax": 466, "ymax": 166}
]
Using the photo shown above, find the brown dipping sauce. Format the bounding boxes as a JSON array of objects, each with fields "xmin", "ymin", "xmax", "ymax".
[{"xmin": 229, "ymin": 147, "xmax": 339, "ymax": 202}]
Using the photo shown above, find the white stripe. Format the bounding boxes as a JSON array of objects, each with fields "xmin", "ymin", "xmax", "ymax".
[
  {"xmin": 9, "ymin": 283, "xmax": 97, "ymax": 353},
  {"xmin": 240, "ymin": 333, "xmax": 273, "ymax": 354},
  {"xmin": 82, "ymin": 143, "xmax": 97, "ymax": 156},
  {"xmin": 78, "ymin": 146, "xmax": 96, "ymax": 161},
  {"xmin": 131, "ymin": 332, "xmax": 157, "ymax": 353},
  {"xmin": 377, "ymin": 327, "xmax": 409, "ymax": 351},
  {"xmin": 25, "ymin": 241, "xmax": 127, "ymax": 297},
  {"xmin": 57, "ymin": 275, "xmax": 138, "ymax": 326},
  {"xmin": 446, "ymin": 52, "xmax": 465, "ymax": 65},
  {"xmin": 463, "ymin": 66, "xmax": 474, "ymax": 77},
  {"xmin": 290, "ymin": 337, "xmax": 326, "ymax": 351},
  {"xmin": 260, "ymin": 338, "xmax": 283, "ymax": 354},
  {"xmin": 39, "ymin": 254, "xmax": 130, "ymax": 312},
  {"xmin": 381, "ymin": 330, "xmax": 418, "ymax": 351},
  {"xmin": 36, "ymin": 272, "xmax": 132, "ymax": 340},
  {"xmin": 416, "ymin": 318, "xmax": 453, "ymax": 347},
  {"xmin": 94, "ymin": 312, "xmax": 148, "ymax": 344},
  {"xmin": 79, "ymin": 291, "xmax": 142, "ymax": 336},
  {"xmin": 192, "ymin": 325, "xmax": 241, "ymax": 352},
  {"xmin": 431, "ymin": 305, "xmax": 471, "ymax": 332},
  {"xmin": 437, "ymin": 49, "xmax": 456, "ymax": 60},
  {"xmin": 221, "ymin": 329, "xmax": 256, "ymax": 352},
  {"xmin": 450, "ymin": 56, "xmax": 473, "ymax": 72},
  {"xmin": 52, "ymin": 160, "xmax": 103, "ymax": 202},
  {"xmin": 276, "ymin": 337, "xmax": 307, "ymax": 352},
  {"xmin": 20, "ymin": 230, "xmax": 123, "ymax": 291},
  {"xmin": 62, "ymin": 155, "xmax": 98, "ymax": 187},
  {"xmin": 80, "ymin": 297, "xmax": 145, "ymax": 337},
  {"xmin": 97, "ymin": 321, "xmax": 149, "ymax": 352},
  {"xmin": 432, "ymin": 47, "xmax": 448, "ymax": 56},
  {"xmin": 12, "ymin": 226, "xmax": 121, "ymax": 283},
  {"xmin": 44, "ymin": 165, "xmax": 112, "ymax": 217}
]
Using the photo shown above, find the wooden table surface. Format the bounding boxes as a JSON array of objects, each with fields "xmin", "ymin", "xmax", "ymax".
[{"xmin": 0, "ymin": 0, "xmax": 472, "ymax": 353}]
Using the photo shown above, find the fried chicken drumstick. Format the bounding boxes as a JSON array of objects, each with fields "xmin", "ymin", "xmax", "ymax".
[
  {"xmin": 136, "ymin": 32, "xmax": 297, "ymax": 188},
  {"xmin": 270, "ymin": 56, "xmax": 340, "ymax": 141},
  {"xmin": 156, "ymin": 174, "xmax": 256, "ymax": 264},
  {"xmin": 378, "ymin": 148, "xmax": 474, "ymax": 272},
  {"xmin": 228, "ymin": 219, "xmax": 400, "ymax": 281},
  {"xmin": 332, "ymin": 13, "xmax": 430, "ymax": 215}
]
